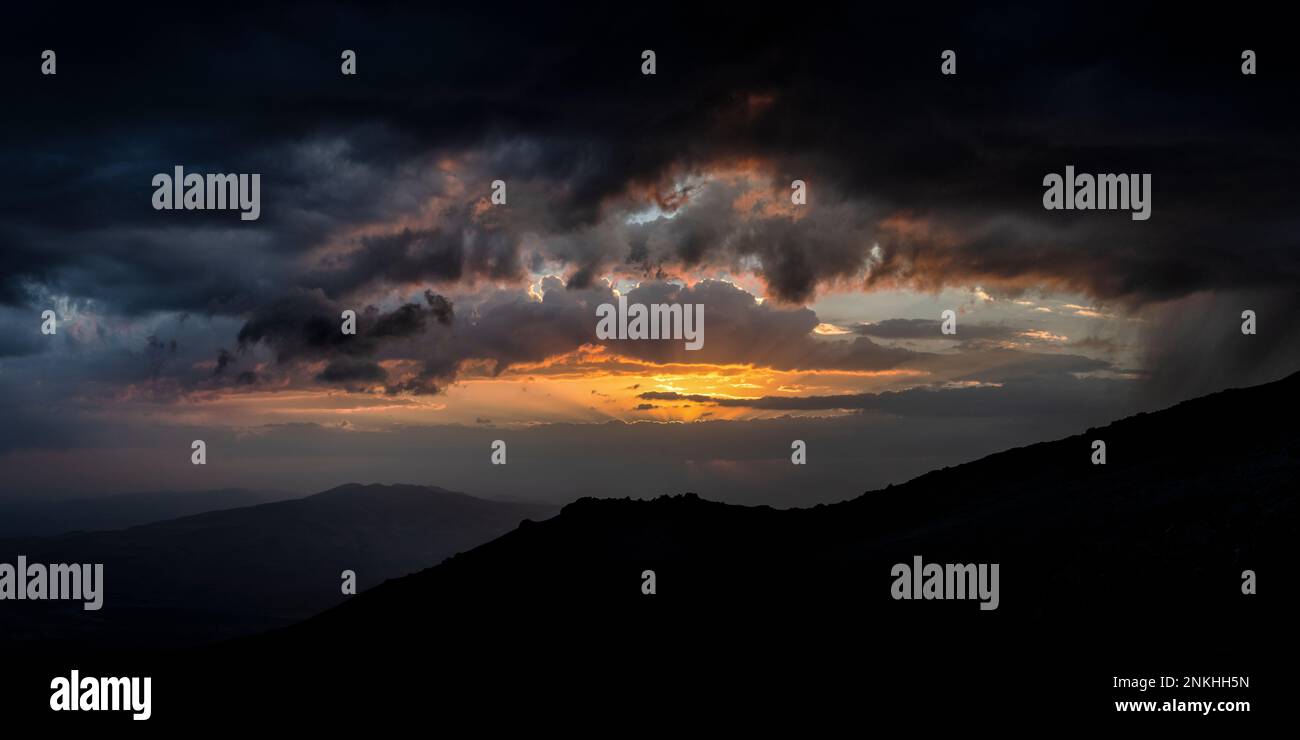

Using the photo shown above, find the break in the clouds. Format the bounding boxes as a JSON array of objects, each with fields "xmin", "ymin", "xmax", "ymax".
[{"xmin": 222, "ymin": 278, "xmax": 924, "ymax": 394}]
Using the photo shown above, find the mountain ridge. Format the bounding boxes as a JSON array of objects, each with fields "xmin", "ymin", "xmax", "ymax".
[
  {"xmin": 0, "ymin": 483, "xmax": 558, "ymax": 650},
  {"xmin": 0, "ymin": 488, "xmax": 301, "ymax": 538},
  {"xmin": 4, "ymin": 374, "xmax": 1292, "ymax": 725},
  {"xmin": 221, "ymin": 371, "xmax": 1292, "ymax": 719}
]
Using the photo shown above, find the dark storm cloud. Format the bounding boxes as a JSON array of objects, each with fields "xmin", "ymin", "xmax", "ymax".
[
  {"xmin": 214, "ymin": 348, "xmax": 234, "ymax": 375},
  {"xmin": 372, "ymin": 291, "xmax": 454, "ymax": 337},
  {"xmin": 236, "ymin": 289, "xmax": 455, "ymax": 364},
  {"xmin": 309, "ymin": 219, "xmax": 525, "ymax": 299},
  {"xmin": 1134, "ymin": 288, "xmax": 1300, "ymax": 406},
  {"xmin": 316, "ymin": 358, "xmax": 386, "ymax": 384},
  {"xmin": 0, "ymin": 2, "xmax": 1295, "ymax": 408},
  {"xmin": 854, "ymin": 319, "xmax": 1023, "ymax": 341},
  {"xmin": 1, "ymin": 2, "xmax": 1295, "ymax": 511},
  {"xmin": 3, "ymin": 3, "xmax": 1296, "ymax": 314},
  {"xmin": 223, "ymin": 287, "xmax": 458, "ymax": 395},
  {"xmin": 224, "ymin": 277, "xmax": 944, "ymax": 391},
  {"xmin": 235, "ymin": 290, "xmax": 361, "ymax": 363}
]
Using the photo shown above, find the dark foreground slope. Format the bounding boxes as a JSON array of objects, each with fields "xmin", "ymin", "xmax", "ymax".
[
  {"xmin": 9, "ymin": 375, "xmax": 1297, "ymax": 726},
  {"xmin": 0, "ymin": 484, "xmax": 556, "ymax": 649}
]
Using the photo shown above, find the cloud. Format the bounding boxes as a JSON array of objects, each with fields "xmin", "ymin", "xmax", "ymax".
[
  {"xmin": 0, "ymin": 308, "xmax": 45, "ymax": 357},
  {"xmin": 218, "ymin": 276, "xmax": 961, "ymax": 396},
  {"xmin": 638, "ymin": 373, "xmax": 1125, "ymax": 418},
  {"xmin": 316, "ymin": 358, "xmax": 387, "ymax": 385},
  {"xmin": 0, "ymin": 1, "xmax": 1294, "ymax": 510},
  {"xmin": 3, "ymin": 5, "xmax": 1295, "ymax": 324},
  {"xmin": 1134, "ymin": 288, "xmax": 1300, "ymax": 405},
  {"xmin": 854, "ymin": 319, "xmax": 1022, "ymax": 341},
  {"xmin": 602, "ymin": 280, "xmax": 920, "ymax": 371}
]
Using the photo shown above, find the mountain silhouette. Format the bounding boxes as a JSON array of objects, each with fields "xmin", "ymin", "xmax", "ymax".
[
  {"xmin": 189, "ymin": 372, "xmax": 1292, "ymax": 724},
  {"xmin": 0, "ymin": 484, "xmax": 556, "ymax": 650},
  {"xmin": 6, "ymin": 376, "xmax": 1294, "ymax": 725},
  {"xmin": 0, "ymin": 488, "xmax": 300, "ymax": 538},
  {"xmin": 275, "ymin": 371, "xmax": 1294, "ymax": 632}
]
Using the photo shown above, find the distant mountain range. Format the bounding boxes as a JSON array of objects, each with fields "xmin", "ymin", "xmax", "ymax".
[
  {"xmin": 0, "ymin": 488, "xmax": 301, "ymax": 538},
  {"xmin": 0, "ymin": 484, "xmax": 557, "ymax": 649}
]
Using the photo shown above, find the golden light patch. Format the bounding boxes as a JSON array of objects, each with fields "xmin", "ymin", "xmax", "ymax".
[
  {"xmin": 814, "ymin": 322, "xmax": 851, "ymax": 335},
  {"xmin": 1018, "ymin": 330, "xmax": 1068, "ymax": 342}
]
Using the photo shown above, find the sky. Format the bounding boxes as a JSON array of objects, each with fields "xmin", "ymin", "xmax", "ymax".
[{"xmin": 1, "ymin": 3, "xmax": 1297, "ymax": 506}]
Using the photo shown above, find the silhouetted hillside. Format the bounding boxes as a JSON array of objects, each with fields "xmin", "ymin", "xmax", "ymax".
[
  {"xmin": 202, "ymin": 372, "xmax": 1295, "ymax": 723},
  {"xmin": 6, "ymin": 377, "xmax": 1294, "ymax": 725},
  {"xmin": 0, "ymin": 488, "xmax": 300, "ymax": 537},
  {"xmin": 0, "ymin": 484, "xmax": 556, "ymax": 649},
  {"xmin": 281, "ymin": 372, "xmax": 1295, "ymax": 632}
]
